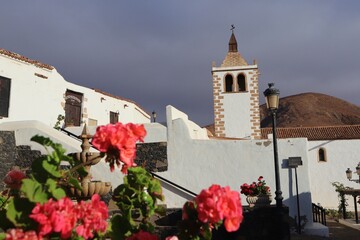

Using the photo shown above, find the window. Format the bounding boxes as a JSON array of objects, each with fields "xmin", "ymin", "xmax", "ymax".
[
  {"xmin": 110, "ymin": 111, "xmax": 119, "ymax": 124},
  {"xmin": 225, "ymin": 75, "xmax": 233, "ymax": 92},
  {"xmin": 0, "ymin": 76, "xmax": 11, "ymax": 117},
  {"xmin": 237, "ymin": 74, "xmax": 246, "ymax": 91},
  {"xmin": 318, "ymin": 148, "xmax": 327, "ymax": 162},
  {"xmin": 88, "ymin": 118, "xmax": 98, "ymax": 126}
]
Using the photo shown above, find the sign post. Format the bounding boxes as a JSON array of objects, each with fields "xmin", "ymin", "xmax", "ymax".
[{"xmin": 288, "ymin": 157, "xmax": 303, "ymax": 234}]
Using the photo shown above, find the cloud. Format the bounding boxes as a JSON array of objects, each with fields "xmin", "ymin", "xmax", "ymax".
[{"xmin": 1, "ymin": 1, "xmax": 360, "ymax": 125}]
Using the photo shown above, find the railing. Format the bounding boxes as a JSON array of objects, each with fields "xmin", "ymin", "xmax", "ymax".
[
  {"xmin": 60, "ymin": 128, "xmax": 82, "ymax": 140},
  {"xmin": 312, "ymin": 203, "xmax": 326, "ymax": 226},
  {"xmin": 150, "ymin": 172, "xmax": 197, "ymax": 197}
]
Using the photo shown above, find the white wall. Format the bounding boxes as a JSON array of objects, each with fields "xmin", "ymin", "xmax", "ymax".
[
  {"xmin": 158, "ymin": 106, "xmax": 314, "ymax": 223},
  {"xmin": 308, "ymin": 140, "xmax": 360, "ymax": 211},
  {"xmin": 0, "ymin": 53, "xmax": 150, "ymax": 127}
]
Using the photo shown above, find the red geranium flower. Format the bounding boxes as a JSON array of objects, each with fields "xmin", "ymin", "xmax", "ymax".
[
  {"xmin": 92, "ymin": 122, "xmax": 146, "ymax": 174},
  {"xmin": 3, "ymin": 169, "xmax": 26, "ymax": 190}
]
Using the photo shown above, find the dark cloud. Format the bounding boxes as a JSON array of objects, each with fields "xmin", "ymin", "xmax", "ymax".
[{"xmin": 1, "ymin": 1, "xmax": 360, "ymax": 125}]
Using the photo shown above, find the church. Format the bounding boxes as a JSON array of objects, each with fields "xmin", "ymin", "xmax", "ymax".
[{"xmin": 1, "ymin": 30, "xmax": 360, "ymax": 237}]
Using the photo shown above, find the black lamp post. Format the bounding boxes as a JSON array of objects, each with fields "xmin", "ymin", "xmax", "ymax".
[
  {"xmin": 345, "ymin": 162, "xmax": 360, "ymax": 183},
  {"xmin": 152, "ymin": 111, "xmax": 157, "ymax": 123},
  {"xmin": 263, "ymin": 83, "xmax": 283, "ymax": 208}
]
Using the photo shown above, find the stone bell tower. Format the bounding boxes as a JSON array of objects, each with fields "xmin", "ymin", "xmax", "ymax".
[{"xmin": 211, "ymin": 29, "xmax": 261, "ymax": 139}]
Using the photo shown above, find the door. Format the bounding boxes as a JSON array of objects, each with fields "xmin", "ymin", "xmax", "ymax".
[{"xmin": 65, "ymin": 90, "xmax": 82, "ymax": 126}]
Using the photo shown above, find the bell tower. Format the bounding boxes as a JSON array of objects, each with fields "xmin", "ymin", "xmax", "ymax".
[{"xmin": 211, "ymin": 29, "xmax": 261, "ymax": 139}]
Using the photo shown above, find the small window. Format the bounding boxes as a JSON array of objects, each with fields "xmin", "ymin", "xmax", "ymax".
[
  {"xmin": 110, "ymin": 111, "xmax": 119, "ymax": 124},
  {"xmin": 237, "ymin": 74, "xmax": 246, "ymax": 91},
  {"xmin": 225, "ymin": 75, "xmax": 233, "ymax": 92},
  {"xmin": 318, "ymin": 148, "xmax": 327, "ymax": 162},
  {"xmin": 0, "ymin": 76, "xmax": 11, "ymax": 117}
]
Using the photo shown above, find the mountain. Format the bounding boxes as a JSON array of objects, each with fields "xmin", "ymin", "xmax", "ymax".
[{"xmin": 260, "ymin": 92, "xmax": 360, "ymax": 128}]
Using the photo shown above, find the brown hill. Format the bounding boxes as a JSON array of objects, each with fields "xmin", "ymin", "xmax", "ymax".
[{"xmin": 260, "ymin": 93, "xmax": 360, "ymax": 128}]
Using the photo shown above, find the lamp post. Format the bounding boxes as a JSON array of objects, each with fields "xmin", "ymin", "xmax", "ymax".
[
  {"xmin": 152, "ymin": 111, "xmax": 157, "ymax": 123},
  {"xmin": 263, "ymin": 83, "xmax": 283, "ymax": 208},
  {"xmin": 345, "ymin": 162, "xmax": 360, "ymax": 183}
]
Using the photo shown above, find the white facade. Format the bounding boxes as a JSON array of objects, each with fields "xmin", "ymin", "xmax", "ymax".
[
  {"xmin": 308, "ymin": 139, "xmax": 360, "ymax": 210},
  {"xmin": 0, "ymin": 49, "xmax": 150, "ymax": 127},
  {"xmin": 154, "ymin": 106, "xmax": 326, "ymax": 234}
]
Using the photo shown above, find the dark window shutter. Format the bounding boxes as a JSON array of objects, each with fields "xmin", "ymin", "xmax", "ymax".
[{"xmin": 0, "ymin": 76, "xmax": 11, "ymax": 117}]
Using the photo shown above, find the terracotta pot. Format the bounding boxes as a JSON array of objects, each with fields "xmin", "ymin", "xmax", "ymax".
[{"xmin": 246, "ymin": 193, "xmax": 272, "ymax": 208}]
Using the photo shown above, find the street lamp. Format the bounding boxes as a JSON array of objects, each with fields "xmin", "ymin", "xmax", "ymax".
[
  {"xmin": 263, "ymin": 83, "xmax": 283, "ymax": 208},
  {"xmin": 152, "ymin": 111, "xmax": 157, "ymax": 123},
  {"xmin": 345, "ymin": 162, "xmax": 360, "ymax": 183}
]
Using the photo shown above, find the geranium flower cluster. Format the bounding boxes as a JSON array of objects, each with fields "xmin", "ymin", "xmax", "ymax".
[
  {"xmin": 195, "ymin": 184, "xmax": 243, "ymax": 232},
  {"xmin": 126, "ymin": 230, "xmax": 159, "ymax": 240},
  {"xmin": 3, "ymin": 169, "xmax": 26, "ymax": 190},
  {"xmin": 92, "ymin": 122, "xmax": 146, "ymax": 173},
  {"xmin": 29, "ymin": 194, "xmax": 108, "ymax": 239},
  {"xmin": 240, "ymin": 176, "xmax": 270, "ymax": 196},
  {"xmin": 5, "ymin": 229, "xmax": 41, "ymax": 240}
]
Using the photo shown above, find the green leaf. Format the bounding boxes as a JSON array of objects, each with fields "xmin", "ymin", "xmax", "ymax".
[
  {"xmin": 0, "ymin": 209, "xmax": 14, "ymax": 230},
  {"xmin": 46, "ymin": 179, "xmax": 66, "ymax": 200},
  {"xmin": 110, "ymin": 215, "xmax": 133, "ymax": 240},
  {"xmin": 43, "ymin": 160, "xmax": 62, "ymax": 178},
  {"xmin": 21, "ymin": 179, "xmax": 49, "ymax": 204},
  {"xmin": 6, "ymin": 198, "xmax": 35, "ymax": 228},
  {"xmin": 0, "ymin": 232, "xmax": 6, "ymax": 240},
  {"xmin": 76, "ymin": 166, "xmax": 88, "ymax": 179},
  {"xmin": 68, "ymin": 177, "xmax": 82, "ymax": 190}
]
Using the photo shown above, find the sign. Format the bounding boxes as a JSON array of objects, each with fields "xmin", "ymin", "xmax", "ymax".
[{"xmin": 288, "ymin": 157, "xmax": 302, "ymax": 168}]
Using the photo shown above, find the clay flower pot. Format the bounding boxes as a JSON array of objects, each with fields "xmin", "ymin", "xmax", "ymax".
[{"xmin": 246, "ymin": 193, "xmax": 272, "ymax": 208}]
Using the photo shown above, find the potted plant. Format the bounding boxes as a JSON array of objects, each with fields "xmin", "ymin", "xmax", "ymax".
[{"xmin": 240, "ymin": 176, "xmax": 271, "ymax": 207}]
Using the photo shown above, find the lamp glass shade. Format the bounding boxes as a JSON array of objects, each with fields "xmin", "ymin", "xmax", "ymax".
[
  {"xmin": 346, "ymin": 168, "xmax": 352, "ymax": 180},
  {"xmin": 265, "ymin": 95, "xmax": 279, "ymax": 110},
  {"xmin": 263, "ymin": 83, "xmax": 280, "ymax": 110}
]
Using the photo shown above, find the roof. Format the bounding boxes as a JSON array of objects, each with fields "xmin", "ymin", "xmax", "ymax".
[
  {"xmin": 94, "ymin": 89, "xmax": 150, "ymax": 117},
  {"xmin": 220, "ymin": 32, "xmax": 248, "ymax": 67},
  {"xmin": 261, "ymin": 125, "xmax": 360, "ymax": 141},
  {"xmin": 0, "ymin": 48, "xmax": 54, "ymax": 70}
]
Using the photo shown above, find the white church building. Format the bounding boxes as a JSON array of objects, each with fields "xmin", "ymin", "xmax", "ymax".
[
  {"xmin": 1, "ymin": 32, "xmax": 360, "ymax": 237},
  {"xmin": 0, "ymin": 48, "xmax": 150, "ymax": 127}
]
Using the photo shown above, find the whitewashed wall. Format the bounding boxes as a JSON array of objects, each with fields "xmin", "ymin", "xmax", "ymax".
[
  {"xmin": 158, "ymin": 106, "xmax": 314, "ymax": 223},
  {"xmin": 0, "ymin": 54, "xmax": 150, "ymax": 127},
  {"xmin": 308, "ymin": 140, "xmax": 360, "ymax": 211}
]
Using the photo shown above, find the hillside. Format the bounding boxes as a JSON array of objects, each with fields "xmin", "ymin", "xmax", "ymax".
[{"xmin": 260, "ymin": 92, "xmax": 360, "ymax": 128}]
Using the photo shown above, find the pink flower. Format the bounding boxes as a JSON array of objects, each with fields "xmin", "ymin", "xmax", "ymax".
[
  {"xmin": 30, "ymin": 197, "xmax": 77, "ymax": 238},
  {"xmin": 75, "ymin": 194, "xmax": 109, "ymax": 239},
  {"xmin": 3, "ymin": 169, "xmax": 26, "ymax": 190},
  {"xmin": 5, "ymin": 229, "xmax": 41, "ymax": 240},
  {"xmin": 126, "ymin": 230, "xmax": 158, "ymax": 240},
  {"xmin": 30, "ymin": 194, "xmax": 108, "ymax": 239},
  {"xmin": 165, "ymin": 236, "xmax": 179, "ymax": 240},
  {"xmin": 196, "ymin": 184, "xmax": 223, "ymax": 225},
  {"xmin": 92, "ymin": 122, "xmax": 146, "ymax": 174},
  {"xmin": 195, "ymin": 184, "xmax": 243, "ymax": 232},
  {"xmin": 218, "ymin": 187, "xmax": 243, "ymax": 232}
]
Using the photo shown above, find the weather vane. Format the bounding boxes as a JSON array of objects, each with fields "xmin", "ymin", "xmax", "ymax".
[{"xmin": 231, "ymin": 24, "xmax": 235, "ymax": 33}]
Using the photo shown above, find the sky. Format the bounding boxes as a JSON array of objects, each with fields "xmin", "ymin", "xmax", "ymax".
[{"xmin": 1, "ymin": 1, "xmax": 360, "ymax": 126}]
